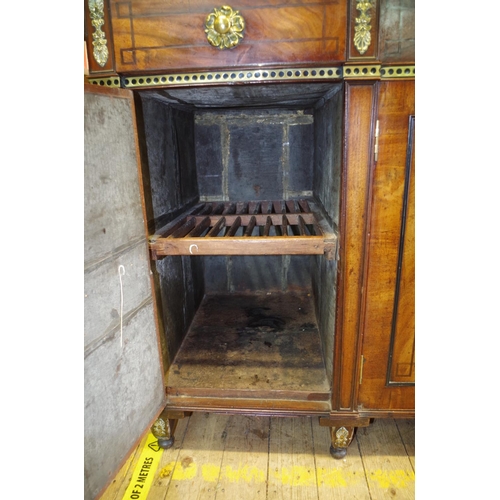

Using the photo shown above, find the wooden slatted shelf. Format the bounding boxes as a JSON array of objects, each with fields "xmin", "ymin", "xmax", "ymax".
[{"xmin": 149, "ymin": 199, "xmax": 337, "ymax": 259}]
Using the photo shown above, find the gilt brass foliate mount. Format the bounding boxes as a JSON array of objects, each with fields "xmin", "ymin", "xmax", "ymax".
[
  {"xmin": 88, "ymin": 0, "xmax": 109, "ymax": 67},
  {"xmin": 334, "ymin": 427, "xmax": 351, "ymax": 448},
  {"xmin": 354, "ymin": 0, "xmax": 375, "ymax": 55},
  {"xmin": 205, "ymin": 5, "xmax": 245, "ymax": 50}
]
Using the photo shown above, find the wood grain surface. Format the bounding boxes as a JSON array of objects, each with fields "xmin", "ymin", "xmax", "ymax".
[
  {"xmin": 109, "ymin": 0, "xmax": 347, "ymax": 73},
  {"xmin": 99, "ymin": 415, "xmax": 415, "ymax": 499},
  {"xmin": 357, "ymin": 80, "xmax": 415, "ymax": 411}
]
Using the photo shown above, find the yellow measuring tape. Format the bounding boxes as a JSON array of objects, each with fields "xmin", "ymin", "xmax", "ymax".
[{"xmin": 122, "ymin": 432, "xmax": 164, "ymax": 500}]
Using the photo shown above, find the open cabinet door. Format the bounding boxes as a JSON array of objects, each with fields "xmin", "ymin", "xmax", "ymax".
[{"xmin": 84, "ymin": 84, "xmax": 165, "ymax": 499}]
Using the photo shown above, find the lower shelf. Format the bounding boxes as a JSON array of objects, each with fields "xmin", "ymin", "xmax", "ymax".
[{"xmin": 165, "ymin": 291, "xmax": 331, "ymax": 411}]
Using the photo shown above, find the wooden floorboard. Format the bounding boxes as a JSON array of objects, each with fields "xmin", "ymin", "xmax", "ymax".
[
  {"xmin": 98, "ymin": 416, "xmax": 415, "ymax": 500},
  {"xmin": 267, "ymin": 417, "xmax": 318, "ymax": 500},
  {"xmin": 215, "ymin": 415, "xmax": 270, "ymax": 499},
  {"xmin": 356, "ymin": 419, "xmax": 415, "ymax": 500}
]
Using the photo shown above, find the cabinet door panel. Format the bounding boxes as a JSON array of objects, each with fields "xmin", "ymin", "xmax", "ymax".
[
  {"xmin": 358, "ymin": 80, "xmax": 415, "ymax": 412},
  {"xmin": 84, "ymin": 85, "xmax": 165, "ymax": 499}
]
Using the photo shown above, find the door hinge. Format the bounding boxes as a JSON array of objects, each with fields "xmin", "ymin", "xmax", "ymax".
[
  {"xmin": 374, "ymin": 119, "xmax": 380, "ymax": 162},
  {"xmin": 359, "ymin": 355, "xmax": 365, "ymax": 385}
]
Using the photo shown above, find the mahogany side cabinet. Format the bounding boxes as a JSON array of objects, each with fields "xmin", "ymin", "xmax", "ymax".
[{"xmin": 84, "ymin": 1, "xmax": 415, "ymax": 498}]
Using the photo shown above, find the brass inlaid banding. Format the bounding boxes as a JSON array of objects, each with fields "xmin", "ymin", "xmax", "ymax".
[
  {"xmin": 88, "ymin": 65, "xmax": 414, "ymax": 89},
  {"xmin": 122, "ymin": 67, "xmax": 342, "ymax": 89},
  {"xmin": 380, "ymin": 65, "xmax": 415, "ymax": 78},
  {"xmin": 343, "ymin": 64, "xmax": 381, "ymax": 78},
  {"xmin": 87, "ymin": 77, "xmax": 121, "ymax": 87}
]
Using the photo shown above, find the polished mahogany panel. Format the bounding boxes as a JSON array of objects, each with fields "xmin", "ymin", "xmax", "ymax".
[
  {"xmin": 109, "ymin": 0, "xmax": 347, "ymax": 74},
  {"xmin": 357, "ymin": 80, "xmax": 415, "ymax": 412},
  {"xmin": 333, "ymin": 81, "xmax": 377, "ymax": 411}
]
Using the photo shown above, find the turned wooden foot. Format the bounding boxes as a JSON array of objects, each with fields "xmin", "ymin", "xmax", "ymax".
[{"xmin": 329, "ymin": 426, "xmax": 355, "ymax": 459}]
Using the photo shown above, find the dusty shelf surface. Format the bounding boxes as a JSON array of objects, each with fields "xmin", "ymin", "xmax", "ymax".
[{"xmin": 165, "ymin": 291, "xmax": 331, "ymax": 408}]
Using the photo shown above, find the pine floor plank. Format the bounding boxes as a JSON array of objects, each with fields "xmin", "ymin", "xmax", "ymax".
[
  {"xmin": 396, "ymin": 419, "xmax": 415, "ymax": 471},
  {"xmin": 214, "ymin": 415, "xmax": 270, "ymax": 500},
  {"xmin": 357, "ymin": 419, "xmax": 415, "ymax": 500},
  {"xmin": 311, "ymin": 420, "xmax": 371, "ymax": 500},
  {"xmin": 161, "ymin": 412, "xmax": 230, "ymax": 500},
  {"xmin": 98, "ymin": 415, "xmax": 415, "ymax": 500},
  {"xmin": 267, "ymin": 417, "xmax": 319, "ymax": 500},
  {"xmin": 147, "ymin": 416, "xmax": 190, "ymax": 500}
]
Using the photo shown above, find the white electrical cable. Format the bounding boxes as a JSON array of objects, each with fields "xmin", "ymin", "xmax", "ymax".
[{"xmin": 118, "ymin": 265, "xmax": 126, "ymax": 348}]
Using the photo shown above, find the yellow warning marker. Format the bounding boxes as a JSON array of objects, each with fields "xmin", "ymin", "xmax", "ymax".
[{"xmin": 122, "ymin": 432, "xmax": 164, "ymax": 500}]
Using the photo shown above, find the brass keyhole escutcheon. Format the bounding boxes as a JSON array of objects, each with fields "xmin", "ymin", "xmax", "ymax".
[{"xmin": 205, "ymin": 5, "xmax": 245, "ymax": 50}]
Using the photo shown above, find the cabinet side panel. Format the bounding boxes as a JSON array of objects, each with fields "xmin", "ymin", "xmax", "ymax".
[
  {"xmin": 84, "ymin": 243, "xmax": 153, "ymax": 347},
  {"xmin": 84, "ymin": 92, "xmax": 145, "ymax": 264},
  {"xmin": 313, "ymin": 86, "xmax": 343, "ymax": 227},
  {"xmin": 84, "ymin": 86, "xmax": 165, "ymax": 499},
  {"xmin": 312, "ymin": 254, "xmax": 337, "ymax": 385},
  {"xmin": 333, "ymin": 82, "xmax": 376, "ymax": 410},
  {"xmin": 136, "ymin": 96, "xmax": 200, "ymax": 231},
  {"xmin": 84, "ymin": 304, "xmax": 164, "ymax": 498}
]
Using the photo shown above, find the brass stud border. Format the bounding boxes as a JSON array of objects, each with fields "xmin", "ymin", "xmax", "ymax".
[
  {"xmin": 380, "ymin": 65, "xmax": 415, "ymax": 79},
  {"xmin": 87, "ymin": 77, "xmax": 121, "ymax": 88},
  {"xmin": 343, "ymin": 64, "xmax": 381, "ymax": 79},
  {"xmin": 121, "ymin": 67, "xmax": 343, "ymax": 89},
  {"xmin": 86, "ymin": 64, "xmax": 415, "ymax": 90}
]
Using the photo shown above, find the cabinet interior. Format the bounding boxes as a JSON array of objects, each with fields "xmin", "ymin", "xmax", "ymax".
[{"xmin": 135, "ymin": 82, "xmax": 343, "ymax": 410}]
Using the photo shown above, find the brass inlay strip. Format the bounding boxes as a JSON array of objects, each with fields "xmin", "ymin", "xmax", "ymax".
[
  {"xmin": 88, "ymin": 77, "xmax": 121, "ymax": 88},
  {"xmin": 343, "ymin": 64, "xmax": 381, "ymax": 78},
  {"xmin": 380, "ymin": 65, "xmax": 415, "ymax": 79},
  {"xmin": 122, "ymin": 67, "xmax": 343, "ymax": 89},
  {"xmin": 88, "ymin": 64, "xmax": 414, "ymax": 90}
]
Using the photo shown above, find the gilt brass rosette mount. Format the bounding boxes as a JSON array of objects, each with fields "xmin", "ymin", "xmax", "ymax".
[{"xmin": 205, "ymin": 5, "xmax": 245, "ymax": 50}]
